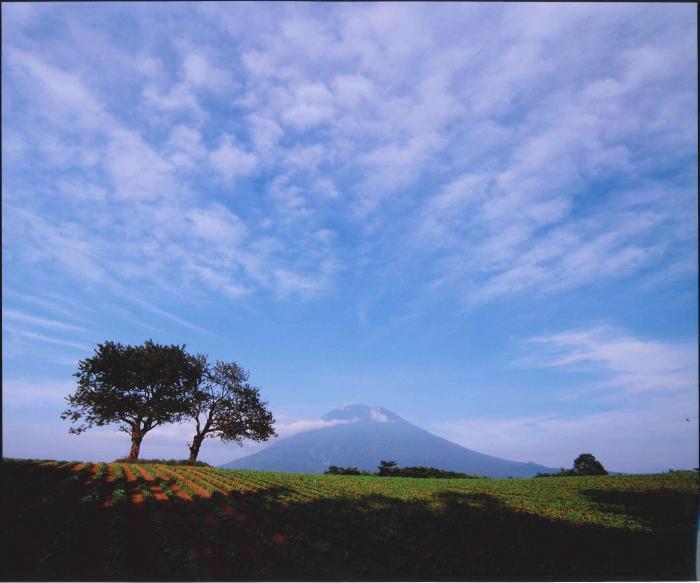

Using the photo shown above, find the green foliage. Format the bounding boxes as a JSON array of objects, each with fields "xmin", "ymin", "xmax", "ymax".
[
  {"xmin": 325, "ymin": 466, "xmax": 370, "ymax": 475},
  {"xmin": 61, "ymin": 339, "xmax": 202, "ymax": 459},
  {"xmin": 391, "ymin": 465, "xmax": 481, "ymax": 478},
  {"xmin": 185, "ymin": 355, "xmax": 275, "ymax": 461},
  {"xmin": 573, "ymin": 453, "xmax": 608, "ymax": 476},
  {"xmin": 326, "ymin": 461, "xmax": 482, "ymax": 478},
  {"xmin": 62, "ymin": 339, "xmax": 201, "ymax": 433},
  {"xmin": 377, "ymin": 460, "xmax": 398, "ymax": 476},
  {"xmin": 537, "ymin": 453, "xmax": 608, "ymax": 477}
]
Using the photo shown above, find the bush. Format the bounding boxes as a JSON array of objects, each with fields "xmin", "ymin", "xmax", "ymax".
[
  {"xmin": 325, "ymin": 462, "xmax": 483, "ymax": 479},
  {"xmin": 393, "ymin": 466, "xmax": 483, "ymax": 479},
  {"xmin": 325, "ymin": 466, "xmax": 371, "ymax": 475}
]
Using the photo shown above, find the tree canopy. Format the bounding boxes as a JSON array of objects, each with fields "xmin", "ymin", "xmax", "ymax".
[
  {"xmin": 185, "ymin": 356, "xmax": 276, "ymax": 462},
  {"xmin": 572, "ymin": 453, "xmax": 608, "ymax": 476},
  {"xmin": 61, "ymin": 339, "xmax": 202, "ymax": 460},
  {"xmin": 536, "ymin": 453, "xmax": 608, "ymax": 477}
]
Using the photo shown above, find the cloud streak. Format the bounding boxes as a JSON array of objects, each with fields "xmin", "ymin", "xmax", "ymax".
[{"xmin": 519, "ymin": 325, "xmax": 698, "ymax": 395}]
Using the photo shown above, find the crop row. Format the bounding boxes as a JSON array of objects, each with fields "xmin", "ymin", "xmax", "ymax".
[{"xmin": 2, "ymin": 461, "xmax": 697, "ymax": 581}]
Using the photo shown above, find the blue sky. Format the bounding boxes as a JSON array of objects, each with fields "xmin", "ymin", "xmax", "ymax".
[{"xmin": 2, "ymin": 2, "xmax": 697, "ymax": 473}]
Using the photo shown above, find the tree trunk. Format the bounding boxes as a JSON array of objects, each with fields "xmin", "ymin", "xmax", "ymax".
[
  {"xmin": 128, "ymin": 430, "xmax": 144, "ymax": 460},
  {"xmin": 188, "ymin": 433, "xmax": 204, "ymax": 463}
]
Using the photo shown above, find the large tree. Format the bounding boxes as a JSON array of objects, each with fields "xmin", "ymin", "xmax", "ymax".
[
  {"xmin": 62, "ymin": 339, "xmax": 202, "ymax": 460},
  {"xmin": 186, "ymin": 357, "xmax": 275, "ymax": 463}
]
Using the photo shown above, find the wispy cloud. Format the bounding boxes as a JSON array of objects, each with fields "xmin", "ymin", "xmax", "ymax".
[
  {"xmin": 121, "ymin": 295, "xmax": 210, "ymax": 336},
  {"xmin": 518, "ymin": 325, "xmax": 697, "ymax": 395},
  {"xmin": 4, "ymin": 308, "xmax": 88, "ymax": 333},
  {"xmin": 3, "ymin": 290, "xmax": 91, "ymax": 321},
  {"xmin": 5, "ymin": 326, "xmax": 92, "ymax": 351},
  {"xmin": 274, "ymin": 418, "xmax": 359, "ymax": 440},
  {"xmin": 432, "ymin": 324, "xmax": 698, "ymax": 472},
  {"xmin": 4, "ymin": 4, "xmax": 695, "ymax": 308}
]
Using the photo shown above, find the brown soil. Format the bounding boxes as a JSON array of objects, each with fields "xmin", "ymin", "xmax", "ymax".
[
  {"xmin": 167, "ymin": 469, "xmax": 255, "ymax": 526},
  {"xmin": 193, "ymin": 469, "xmax": 258, "ymax": 494},
  {"xmin": 101, "ymin": 464, "xmax": 116, "ymax": 507},
  {"xmin": 149, "ymin": 466, "xmax": 193, "ymax": 501},
  {"xmin": 179, "ymin": 468, "xmax": 230, "ymax": 495},
  {"xmin": 120, "ymin": 464, "xmax": 145, "ymax": 504},
  {"xmin": 82, "ymin": 463, "xmax": 100, "ymax": 487},
  {"xmin": 133, "ymin": 465, "xmax": 169, "ymax": 502},
  {"xmin": 161, "ymin": 467, "xmax": 214, "ymax": 498}
]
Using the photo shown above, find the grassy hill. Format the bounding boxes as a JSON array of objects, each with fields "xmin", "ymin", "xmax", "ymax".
[{"xmin": 1, "ymin": 458, "xmax": 697, "ymax": 580}]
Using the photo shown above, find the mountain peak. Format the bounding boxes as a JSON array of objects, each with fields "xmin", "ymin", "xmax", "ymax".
[
  {"xmin": 224, "ymin": 404, "xmax": 558, "ymax": 477},
  {"xmin": 321, "ymin": 404, "xmax": 402, "ymax": 423}
]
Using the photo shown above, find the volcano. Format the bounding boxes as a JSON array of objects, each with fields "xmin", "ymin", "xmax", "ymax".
[{"xmin": 222, "ymin": 404, "xmax": 556, "ymax": 478}]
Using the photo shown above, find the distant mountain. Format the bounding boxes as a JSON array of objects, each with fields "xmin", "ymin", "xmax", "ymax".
[{"xmin": 222, "ymin": 404, "xmax": 557, "ymax": 478}]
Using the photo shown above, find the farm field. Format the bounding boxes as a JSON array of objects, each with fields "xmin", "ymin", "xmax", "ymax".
[{"xmin": 1, "ymin": 459, "xmax": 697, "ymax": 581}]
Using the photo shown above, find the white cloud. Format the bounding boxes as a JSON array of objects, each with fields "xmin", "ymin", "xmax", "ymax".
[
  {"xmin": 274, "ymin": 417, "xmax": 359, "ymax": 440},
  {"xmin": 282, "ymin": 82, "xmax": 335, "ymax": 130},
  {"xmin": 332, "ymin": 73, "xmax": 375, "ymax": 108},
  {"xmin": 166, "ymin": 125, "xmax": 207, "ymax": 169},
  {"xmin": 9, "ymin": 48, "xmax": 107, "ymax": 129},
  {"xmin": 3, "ymin": 309, "xmax": 87, "ymax": 333},
  {"xmin": 182, "ymin": 53, "xmax": 231, "ymax": 91},
  {"xmin": 120, "ymin": 295, "xmax": 209, "ymax": 335},
  {"xmin": 370, "ymin": 408, "xmax": 389, "ymax": 422},
  {"xmin": 521, "ymin": 326, "xmax": 698, "ymax": 395},
  {"xmin": 187, "ymin": 203, "xmax": 248, "ymax": 244},
  {"xmin": 3, "ymin": 290, "xmax": 90, "ymax": 322},
  {"xmin": 4, "ymin": 4, "xmax": 695, "ymax": 316},
  {"xmin": 4, "ymin": 326, "xmax": 92, "ymax": 351},
  {"xmin": 209, "ymin": 135, "xmax": 258, "ymax": 181},
  {"xmin": 241, "ymin": 50, "xmax": 279, "ymax": 78},
  {"xmin": 105, "ymin": 128, "xmax": 180, "ymax": 201},
  {"xmin": 247, "ymin": 114, "xmax": 284, "ymax": 151},
  {"xmin": 142, "ymin": 82, "xmax": 205, "ymax": 119}
]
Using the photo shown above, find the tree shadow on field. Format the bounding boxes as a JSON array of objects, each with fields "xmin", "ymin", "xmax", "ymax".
[
  {"xmin": 256, "ymin": 488, "xmax": 696, "ymax": 582},
  {"xmin": 581, "ymin": 488, "xmax": 698, "ymax": 531},
  {"xmin": 1, "ymin": 462, "xmax": 697, "ymax": 582}
]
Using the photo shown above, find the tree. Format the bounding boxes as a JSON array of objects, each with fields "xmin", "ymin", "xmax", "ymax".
[
  {"xmin": 62, "ymin": 340, "xmax": 202, "ymax": 460},
  {"xmin": 377, "ymin": 460, "xmax": 398, "ymax": 476},
  {"xmin": 572, "ymin": 453, "xmax": 608, "ymax": 476},
  {"xmin": 325, "ymin": 466, "xmax": 366, "ymax": 475},
  {"xmin": 185, "ymin": 357, "xmax": 275, "ymax": 463}
]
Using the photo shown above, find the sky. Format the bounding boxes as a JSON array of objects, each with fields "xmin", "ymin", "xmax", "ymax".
[{"xmin": 2, "ymin": 2, "xmax": 697, "ymax": 474}]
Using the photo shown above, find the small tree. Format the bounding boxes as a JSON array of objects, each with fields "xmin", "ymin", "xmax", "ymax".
[
  {"xmin": 377, "ymin": 460, "xmax": 398, "ymax": 476},
  {"xmin": 62, "ymin": 340, "xmax": 202, "ymax": 460},
  {"xmin": 185, "ymin": 357, "xmax": 275, "ymax": 463},
  {"xmin": 572, "ymin": 453, "xmax": 608, "ymax": 476}
]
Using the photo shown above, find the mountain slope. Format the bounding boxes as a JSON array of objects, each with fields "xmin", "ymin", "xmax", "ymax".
[{"xmin": 222, "ymin": 405, "xmax": 557, "ymax": 478}]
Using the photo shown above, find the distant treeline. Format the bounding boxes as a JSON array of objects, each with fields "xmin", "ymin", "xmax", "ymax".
[{"xmin": 325, "ymin": 460, "xmax": 484, "ymax": 479}]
